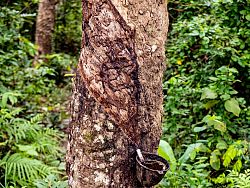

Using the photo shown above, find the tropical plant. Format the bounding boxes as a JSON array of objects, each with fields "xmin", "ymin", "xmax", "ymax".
[
  {"xmin": 0, "ymin": 6, "xmax": 75, "ymax": 187},
  {"xmin": 161, "ymin": 0, "xmax": 250, "ymax": 186}
]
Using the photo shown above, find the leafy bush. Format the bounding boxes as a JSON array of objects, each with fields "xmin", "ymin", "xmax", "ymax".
[
  {"xmin": 54, "ymin": 0, "xmax": 82, "ymax": 54},
  {"xmin": 209, "ymin": 169, "xmax": 250, "ymax": 187},
  {"xmin": 0, "ymin": 7, "xmax": 75, "ymax": 187},
  {"xmin": 33, "ymin": 174, "xmax": 68, "ymax": 188},
  {"xmin": 160, "ymin": 0, "xmax": 250, "ymax": 187}
]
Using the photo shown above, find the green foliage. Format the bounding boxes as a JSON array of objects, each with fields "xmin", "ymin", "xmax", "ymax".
[
  {"xmin": 1, "ymin": 153, "xmax": 58, "ymax": 185},
  {"xmin": 158, "ymin": 140, "xmax": 212, "ymax": 187},
  {"xmin": 0, "ymin": 6, "xmax": 75, "ymax": 187},
  {"xmin": 33, "ymin": 175, "xmax": 68, "ymax": 188},
  {"xmin": 161, "ymin": 0, "xmax": 250, "ymax": 187},
  {"xmin": 2, "ymin": 0, "xmax": 250, "ymax": 187},
  {"xmin": 226, "ymin": 169, "xmax": 250, "ymax": 187},
  {"xmin": 211, "ymin": 169, "xmax": 250, "ymax": 187},
  {"xmin": 0, "ymin": 1, "xmax": 38, "ymax": 42},
  {"xmin": 53, "ymin": 0, "xmax": 82, "ymax": 54},
  {"xmin": 158, "ymin": 140, "xmax": 177, "ymax": 171}
]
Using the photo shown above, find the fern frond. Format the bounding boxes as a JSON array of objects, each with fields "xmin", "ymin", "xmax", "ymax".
[
  {"xmin": 33, "ymin": 174, "xmax": 68, "ymax": 188},
  {"xmin": 0, "ymin": 153, "xmax": 58, "ymax": 186},
  {"xmin": 30, "ymin": 114, "xmax": 44, "ymax": 124},
  {"xmin": 227, "ymin": 169, "xmax": 250, "ymax": 188},
  {"xmin": 4, "ymin": 118, "xmax": 40, "ymax": 143},
  {"xmin": 32, "ymin": 128, "xmax": 65, "ymax": 155}
]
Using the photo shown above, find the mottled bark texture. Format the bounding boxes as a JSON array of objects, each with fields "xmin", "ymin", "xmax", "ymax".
[
  {"xmin": 66, "ymin": 0, "xmax": 168, "ymax": 187},
  {"xmin": 35, "ymin": 0, "xmax": 57, "ymax": 55}
]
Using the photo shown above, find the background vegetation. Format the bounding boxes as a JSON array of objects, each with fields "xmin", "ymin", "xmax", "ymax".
[
  {"xmin": 0, "ymin": 0, "xmax": 249, "ymax": 187},
  {"xmin": 158, "ymin": 0, "xmax": 250, "ymax": 187},
  {"xmin": 0, "ymin": 1, "xmax": 78, "ymax": 187}
]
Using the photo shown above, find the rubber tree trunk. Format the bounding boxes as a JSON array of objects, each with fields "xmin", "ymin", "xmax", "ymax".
[
  {"xmin": 66, "ymin": 0, "xmax": 168, "ymax": 187},
  {"xmin": 35, "ymin": 0, "xmax": 57, "ymax": 55}
]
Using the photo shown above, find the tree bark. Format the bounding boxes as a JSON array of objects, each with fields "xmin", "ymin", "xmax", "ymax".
[
  {"xmin": 35, "ymin": 0, "xmax": 57, "ymax": 55},
  {"xmin": 66, "ymin": 0, "xmax": 168, "ymax": 187}
]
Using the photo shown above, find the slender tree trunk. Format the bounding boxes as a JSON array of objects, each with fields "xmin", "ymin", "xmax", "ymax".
[
  {"xmin": 35, "ymin": 0, "xmax": 57, "ymax": 55},
  {"xmin": 66, "ymin": 0, "xmax": 168, "ymax": 187}
]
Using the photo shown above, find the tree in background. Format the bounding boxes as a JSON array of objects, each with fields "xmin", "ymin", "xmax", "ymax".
[
  {"xmin": 35, "ymin": 0, "xmax": 57, "ymax": 55},
  {"xmin": 0, "ymin": 5, "xmax": 72, "ymax": 187},
  {"xmin": 66, "ymin": 0, "xmax": 168, "ymax": 187}
]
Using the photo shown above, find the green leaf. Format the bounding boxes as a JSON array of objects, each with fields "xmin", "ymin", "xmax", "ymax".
[
  {"xmin": 1, "ymin": 93, "xmax": 8, "ymax": 108},
  {"xmin": 212, "ymin": 149, "xmax": 221, "ymax": 156},
  {"xmin": 213, "ymin": 120, "xmax": 226, "ymax": 132},
  {"xmin": 202, "ymin": 115, "xmax": 213, "ymax": 123},
  {"xmin": 209, "ymin": 77, "xmax": 218, "ymax": 81},
  {"xmin": 203, "ymin": 115, "xmax": 226, "ymax": 132},
  {"xmin": 1, "ymin": 92, "xmax": 20, "ymax": 108},
  {"xmin": 158, "ymin": 140, "xmax": 177, "ymax": 171},
  {"xmin": 220, "ymin": 94, "xmax": 230, "ymax": 100},
  {"xmin": 202, "ymin": 115, "xmax": 227, "ymax": 132},
  {"xmin": 190, "ymin": 150, "xmax": 196, "ymax": 160},
  {"xmin": 194, "ymin": 126, "xmax": 207, "ymax": 132},
  {"xmin": 210, "ymin": 150, "xmax": 221, "ymax": 171},
  {"xmin": 216, "ymin": 141, "xmax": 228, "ymax": 150},
  {"xmin": 201, "ymin": 88, "xmax": 217, "ymax": 100},
  {"xmin": 246, "ymin": 14, "xmax": 250, "ymax": 21},
  {"xmin": 233, "ymin": 159, "xmax": 242, "ymax": 172},
  {"xmin": 189, "ymin": 30, "xmax": 200, "ymax": 36},
  {"xmin": 179, "ymin": 143, "xmax": 202, "ymax": 164},
  {"xmin": 203, "ymin": 100, "xmax": 219, "ymax": 109},
  {"xmin": 9, "ymin": 95, "xmax": 17, "ymax": 105},
  {"xmin": 223, "ymin": 145, "xmax": 237, "ymax": 167},
  {"xmin": 17, "ymin": 145, "xmax": 38, "ymax": 156},
  {"xmin": 224, "ymin": 98, "xmax": 241, "ymax": 116},
  {"xmin": 210, "ymin": 154, "xmax": 220, "ymax": 171}
]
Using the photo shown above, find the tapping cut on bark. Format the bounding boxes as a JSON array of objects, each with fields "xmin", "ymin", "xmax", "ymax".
[
  {"xmin": 66, "ymin": 0, "xmax": 168, "ymax": 187},
  {"xmin": 78, "ymin": 0, "xmax": 141, "ymax": 144}
]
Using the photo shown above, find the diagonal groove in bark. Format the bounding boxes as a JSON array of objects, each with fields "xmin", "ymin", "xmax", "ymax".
[
  {"xmin": 78, "ymin": 0, "xmax": 140, "ymax": 144},
  {"xmin": 66, "ymin": 0, "xmax": 168, "ymax": 187}
]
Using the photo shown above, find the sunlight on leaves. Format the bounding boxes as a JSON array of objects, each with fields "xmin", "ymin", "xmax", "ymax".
[{"xmin": 224, "ymin": 98, "xmax": 241, "ymax": 116}]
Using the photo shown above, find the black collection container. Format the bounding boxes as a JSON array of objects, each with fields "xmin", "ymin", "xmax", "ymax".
[{"xmin": 136, "ymin": 151, "xmax": 170, "ymax": 187}]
